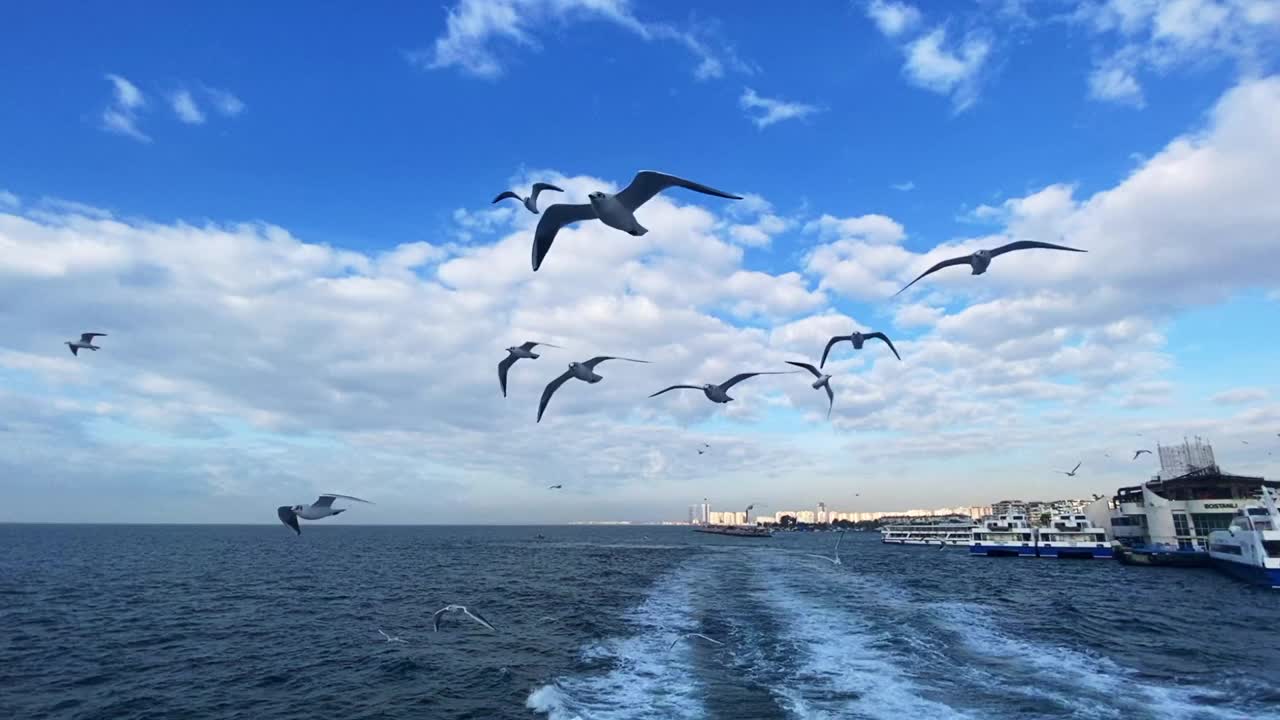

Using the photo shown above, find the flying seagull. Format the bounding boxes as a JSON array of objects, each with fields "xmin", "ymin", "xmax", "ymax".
[
  {"xmin": 786, "ymin": 361, "xmax": 835, "ymax": 419},
  {"xmin": 650, "ymin": 371, "xmax": 795, "ymax": 405},
  {"xmin": 537, "ymin": 355, "xmax": 650, "ymax": 422},
  {"xmin": 378, "ymin": 629, "xmax": 407, "ymax": 643},
  {"xmin": 1133, "ymin": 449, "xmax": 1152, "ymax": 460},
  {"xmin": 276, "ymin": 493, "xmax": 373, "ymax": 535},
  {"xmin": 668, "ymin": 633, "xmax": 724, "ymax": 651},
  {"xmin": 531, "ymin": 170, "xmax": 742, "ymax": 271},
  {"xmin": 819, "ymin": 331, "xmax": 900, "ymax": 367},
  {"xmin": 805, "ymin": 530, "xmax": 844, "ymax": 565},
  {"xmin": 499, "ymin": 341, "xmax": 562, "ymax": 397},
  {"xmin": 492, "ymin": 183, "xmax": 564, "ymax": 214},
  {"xmin": 894, "ymin": 240, "xmax": 1087, "ymax": 296},
  {"xmin": 938, "ymin": 541, "xmax": 947, "ymax": 551},
  {"xmin": 697, "ymin": 449, "xmax": 705, "ymax": 455},
  {"xmin": 1058, "ymin": 461, "xmax": 1082, "ymax": 477},
  {"xmin": 1242, "ymin": 440, "xmax": 1249, "ymax": 445},
  {"xmin": 548, "ymin": 484, "xmax": 563, "ymax": 490},
  {"xmin": 432, "ymin": 604, "xmax": 496, "ymax": 632},
  {"xmin": 65, "ymin": 332, "xmax": 106, "ymax": 356}
]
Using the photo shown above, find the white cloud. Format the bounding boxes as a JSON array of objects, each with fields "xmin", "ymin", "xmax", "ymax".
[
  {"xmin": 203, "ymin": 86, "xmax": 246, "ymax": 117},
  {"xmin": 891, "ymin": 181, "xmax": 915, "ymax": 191},
  {"xmin": 1076, "ymin": 0, "xmax": 1280, "ymax": 107},
  {"xmin": 1211, "ymin": 387, "xmax": 1270, "ymax": 405},
  {"xmin": 865, "ymin": 0, "xmax": 922, "ymax": 38},
  {"xmin": 409, "ymin": 0, "xmax": 747, "ymax": 80},
  {"xmin": 101, "ymin": 74, "xmax": 150, "ymax": 142},
  {"xmin": 903, "ymin": 27, "xmax": 992, "ymax": 111},
  {"xmin": 0, "ymin": 191, "xmax": 18, "ymax": 209},
  {"xmin": 739, "ymin": 88, "xmax": 822, "ymax": 129},
  {"xmin": 170, "ymin": 90, "xmax": 206, "ymax": 125},
  {"xmin": 803, "ymin": 213, "xmax": 905, "ymax": 244}
]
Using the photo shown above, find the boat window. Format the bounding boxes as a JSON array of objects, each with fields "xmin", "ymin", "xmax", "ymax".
[
  {"xmin": 1263, "ymin": 541, "xmax": 1280, "ymax": 558},
  {"xmin": 1211, "ymin": 543, "xmax": 1244, "ymax": 555}
]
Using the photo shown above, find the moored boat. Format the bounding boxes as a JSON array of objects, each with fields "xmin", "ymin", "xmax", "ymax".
[{"xmin": 1206, "ymin": 487, "xmax": 1280, "ymax": 588}]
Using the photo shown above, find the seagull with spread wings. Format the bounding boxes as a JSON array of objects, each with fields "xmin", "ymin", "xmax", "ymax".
[
  {"xmin": 432, "ymin": 604, "xmax": 497, "ymax": 632},
  {"xmin": 820, "ymin": 331, "xmax": 900, "ymax": 367},
  {"xmin": 1133, "ymin": 449, "xmax": 1152, "ymax": 460},
  {"xmin": 895, "ymin": 240, "xmax": 1086, "ymax": 296},
  {"xmin": 65, "ymin": 332, "xmax": 107, "ymax": 356},
  {"xmin": 649, "ymin": 371, "xmax": 795, "ymax": 405},
  {"xmin": 276, "ymin": 493, "xmax": 373, "ymax": 535},
  {"xmin": 537, "ymin": 355, "xmax": 650, "ymax": 422},
  {"xmin": 498, "ymin": 341, "xmax": 561, "ymax": 397},
  {"xmin": 1057, "ymin": 461, "xmax": 1082, "ymax": 477},
  {"xmin": 785, "ymin": 361, "xmax": 835, "ymax": 419},
  {"xmin": 492, "ymin": 182, "xmax": 564, "ymax": 214},
  {"xmin": 531, "ymin": 170, "xmax": 742, "ymax": 271}
]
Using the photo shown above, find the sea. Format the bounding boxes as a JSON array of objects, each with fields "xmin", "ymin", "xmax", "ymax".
[{"xmin": 2, "ymin": 524, "xmax": 1279, "ymax": 720}]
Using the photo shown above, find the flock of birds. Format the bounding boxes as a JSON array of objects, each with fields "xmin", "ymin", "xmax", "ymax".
[{"xmin": 489, "ymin": 169, "xmax": 1083, "ymax": 427}]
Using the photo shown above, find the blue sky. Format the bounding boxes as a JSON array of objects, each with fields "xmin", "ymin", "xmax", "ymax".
[{"xmin": 1, "ymin": 0, "xmax": 1278, "ymax": 524}]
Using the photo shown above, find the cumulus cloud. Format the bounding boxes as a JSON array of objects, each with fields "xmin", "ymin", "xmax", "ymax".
[
  {"xmin": 903, "ymin": 27, "xmax": 992, "ymax": 111},
  {"xmin": 866, "ymin": 0, "xmax": 922, "ymax": 38},
  {"xmin": 1074, "ymin": 0, "xmax": 1280, "ymax": 107},
  {"xmin": 739, "ymin": 88, "xmax": 822, "ymax": 129},
  {"xmin": 408, "ymin": 0, "xmax": 748, "ymax": 80}
]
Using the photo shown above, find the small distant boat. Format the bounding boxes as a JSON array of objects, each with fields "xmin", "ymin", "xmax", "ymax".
[
  {"xmin": 1207, "ymin": 487, "xmax": 1280, "ymax": 588},
  {"xmin": 692, "ymin": 525, "xmax": 772, "ymax": 538}
]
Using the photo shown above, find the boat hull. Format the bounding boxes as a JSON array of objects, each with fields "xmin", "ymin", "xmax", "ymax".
[
  {"xmin": 1037, "ymin": 545, "xmax": 1113, "ymax": 559},
  {"xmin": 969, "ymin": 544, "xmax": 1036, "ymax": 557},
  {"xmin": 1113, "ymin": 544, "xmax": 1209, "ymax": 567},
  {"xmin": 1209, "ymin": 557, "xmax": 1280, "ymax": 588}
]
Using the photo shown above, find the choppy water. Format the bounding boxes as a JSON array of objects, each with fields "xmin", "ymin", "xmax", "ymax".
[{"xmin": 2, "ymin": 525, "xmax": 1279, "ymax": 720}]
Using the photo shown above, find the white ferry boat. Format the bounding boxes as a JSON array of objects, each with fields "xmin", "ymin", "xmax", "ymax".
[
  {"xmin": 1035, "ymin": 513, "xmax": 1112, "ymax": 559},
  {"xmin": 880, "ymin": 516, "xmax": 977, "ymax": 545},
  {"xmin": 1207, "ymin": 487, "xmax": 1280, "ymax": 588},
  {"xmin": 969, "ymin": 513, "xmax": 1036, "ymax": 557}
]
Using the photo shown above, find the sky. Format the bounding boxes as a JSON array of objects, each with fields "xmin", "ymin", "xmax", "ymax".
[{"xmin": 1, "ymin": 0, "xmax": 1279, "ymax": 525}]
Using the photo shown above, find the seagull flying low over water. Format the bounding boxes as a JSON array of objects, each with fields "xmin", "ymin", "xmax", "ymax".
[
  {"xmin": 650, "ymin": 371, "xmax": 795, "ymax": 405},
  {"xmin": 492, "ymin": 183, "xmax": 564, "ymax": 214},
  {"xmin": 1058, "ymin": 462, "xmax": 1082, "ymax": 477},
  {"xmin": 668, "ymin": 633, "xmax": 724, "ymax": 651},
  {"xmin": 432, "ymin": 605, "xmax": 497, "ymax": 632},
  {"xmin": 537, "ymin": 355, "xmax": 650, "ymax": 422},
  {"xmin": 531, "ymin": 170, "xmax": 742, "ymax": 271},
  {"xmin": 65, "ymin": 332, "xmax": 106, "ymax": 356},
  {"xmin": 378, "ymin": 629, "xmax": 407, "ymax": 643},
  {"xmin": 786, "ymin": 361, "xmax": 835, "ymax": 419},
  {"xmin": 1133, "ymin": 450, "xmax": 1152, "ymax": 460},
  {"xmin": 276, "ymin": 494, "xmax": 373, "ymax": 535},
  {"xmin": 894, "ymin": 240, "xmax": 1087, "ymax": 296},
  {"xmin": 499, "ymin": 341, "xmax": 562, "ymax": 397},
  {"xmin": 805, "ymin": 530, "xmax": 844, "ymax": 565},
  {"xmin": 820, "ymin": 331, "xmax": 900, "ymax": 367}
]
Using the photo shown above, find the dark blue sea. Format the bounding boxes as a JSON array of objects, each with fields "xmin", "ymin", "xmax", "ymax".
[{"xmin": 2, "ymin": 525, "xmax": 1279, "ymax": 720}]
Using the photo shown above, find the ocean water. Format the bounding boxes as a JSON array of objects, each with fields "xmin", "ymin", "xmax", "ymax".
[{"xmin": 2, "ymin": 525, "xmax": 1279, "ymax": 720}]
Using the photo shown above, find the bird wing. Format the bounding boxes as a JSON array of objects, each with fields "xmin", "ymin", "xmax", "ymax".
[
  {"xmin": 719, "ymin": 371, "xmax": 791, "ymax": 392},
  {"xmin": 463, "ymin": 607, "xmax": 497, "ymax": 631},
  {"xmin": 864, "ymin": 332, "xmax": 902, "ymax": 361},
  {"xmin": 649, "ymin": 385, "xmax": 702, "ymax": 398},
  {"xmin": 615, "ymin": 170, "xmax": 742, "ymax": 212},
  {"xmin": 1072, "ymin": 461, "xmax": 1081, "ymax": 473},
  {"xmin": 530, "ymin": 183, "xmax": 564, "ymax": 200},
  {"xmin": 277, "ymin": 506, "xmax": 300, "ymax": 535},
  {"xmin": 498, "ymin": 355, "xmax": 518, "ymax": 398},
  {"xmin": 819, "ymin": 335, "xmax": 850, "ymax": 368},
  {"xmin": 492, "ymin": 191, "xmax": 521, "ymax": 204},
  {"xmin": 668, "ymin": 637, "xmax": 681, "ymax": 650},
  {"xmin": 378, "ymin": 629, "xmax": 391, "ymax": 640},
  {"xmin": 785, "ymin": 360, "xmax": 820, "ymax": 377},
  {"xmin": 894, "ymin": 255, "xmax": 971, "ymax": 296},
  {"xmin": 532, "ymin": 203, "xmax": 598, "ymax": 271},
  {"xmin": 989, "ymin": 239, "xmax": 1087, "ymax": 258},
  {"xmin": 692, "ymin": 634, "xmax": 724, "ymax": 646},
  {"xmin": 582, "ymin": 355, "xmax": 649, "ymax": 370},
  {"xmin": 520, "ymin": 340, "xmax": 561, "ymax": 351},
  {"xmin": 537, "ymin": 370, "xmax": 575, "ymax": 423},
  {"xmin": 824, "ymin": 382, "xmax": 834, "ymax": 419},
  {"xmin": 318, "ymin": 493, "xmax": 373, "ymax": 505},
  {"xmin": 68, "ymin": 344, "xmax": 78, "ymax": 356},
  {"xmin": 432, "ymin": 607, "xmax": 448, "ymax": 632},
  {"xmin": 80, "ymin": 332, "xmax": 106, "ymax": 342}
]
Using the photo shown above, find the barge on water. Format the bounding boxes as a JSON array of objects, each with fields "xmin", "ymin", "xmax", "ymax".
[{"xmin": 692, "ymin": 525, "xmax": 773, "ymax": 538}]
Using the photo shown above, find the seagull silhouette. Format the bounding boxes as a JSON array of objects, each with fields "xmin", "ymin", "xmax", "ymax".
[
  {"xmin": 1058, "ymin": 461, "xmax": 1082, "ymax": 477},
  {"xmin": 1133, "ymin": 449, "xmax": 1152, "ymax": 460},
  {"xmin": 820, "ymin": 331, "xmax": 900, "ymax": 367},
  {"xmin": 492, "ymin": 182, "xmax": 564, "ymax": 214},
  {"xmin": 895, "ymin": 240, "xmax": 1086, "ymax": 296}
]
